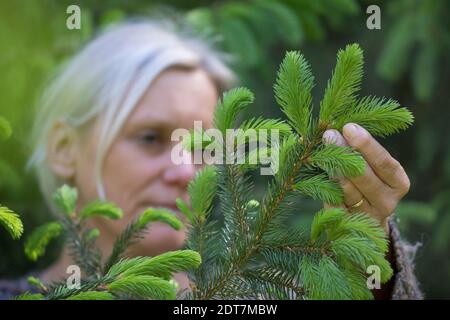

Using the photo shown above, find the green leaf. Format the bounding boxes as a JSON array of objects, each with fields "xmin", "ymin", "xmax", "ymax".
[
  {"xmin": 136, "ymin": 208, "xmax": 183, "ymax": 230},
  {"xmin": 176, "ymin": 198, "xmax": 194, "ymax": 224},
  {"xmin": 331, "ymin": 234, "xmax": 393, "ymax": 283},
  {"xmin": 14, "ymin": 292, "xmax": 45, "ymax": 300},
  {"xmin": 213, "ymin": 87, "xmax": 254, "ymax": 133},
  {"xmin": 107, "ymin": 275, "xmax": 177, "ymax": 300},
  {"xmin": 295, "ymin": 174, "xmax": 344, "ymax": 205},
  {"xmin": 310, "ymin": 207, "xmax": 345, "ymax": 242},
  {"xmin": 312, "ymin": 255, "xmax": 352, "ymax": 299},
  {"xmin": 330, "ymin": 212, "xmax": 389, "ymax": 254},
  {"xmin": 0, "ymin": 205, "xmax": 23, "ymax": 239},
  {"xmin": 310, "ymin": 207, "xmax": 393, "ymax": 285},
  {"xmin": 65, "ymin": 291, "xmax": 115, "ymax": 300},
  {"xmin": 79, "ymin": 201, "xmax": 123, "ymax": 221},
  {"xmin": 238, "ymin": 117, "xmax": 293, "ymax": 140},
  {"xmin": 53, "ymin": 184, "xmax": 78, "ymax": 215},
  {"xmin": 320, "ymin": 43, "xmax": 364, "ymax": 123},
  {"xmin": 311, "ymin": 207, "xmax": 388, "ymax": 255},
  {"xmin": 188, "ymin": 166, "xmax": 217, "ymax": 218},
  {"xmin": 106, "ymin": 256, "xmax": 148, "ymax": 278},
  {"xmin": 341, "ymin": 264, "xmax": 373, "ymax": 300},
  {"xmin": 27, "ymin": 276, "xmax": 46, "ymax": 289},
  {"xmin": 332, "ymin": 96, "xmax": 414, "ymax": 137},
  {"xmin": 274, "ymin": 135, "xmax": 301, "ymax": 181},
  {"xmin": 303, "ymin": 227, "xmax": 385, "ymax": 300},
  {"xmin": 310, "ymin": 144, "xmax": 366, "ymax": 177},
  {"xmin": 118, "ymin": 250, "xmax": 202, "ymax": 279},
  {"xmin": 274, "ymin": 51, "xmax": 314, "ymax": 138},
  {"xmin": 24, "ymin": 222, "xmax": 62, "ymax": 261},
  {"xmin": 86, "ymin": 228, "xmax": 100, "ymax": 242}
]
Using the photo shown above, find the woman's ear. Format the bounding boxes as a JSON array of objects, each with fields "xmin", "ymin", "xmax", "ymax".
[{"xmin": 47, "ymin": 120, "xmax": 80, "ymax": 181}]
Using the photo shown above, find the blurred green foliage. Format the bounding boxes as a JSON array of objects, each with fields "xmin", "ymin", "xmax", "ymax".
[{"xmin": 0, "ymin": 0, "xmax": 449, "ymax": 298}]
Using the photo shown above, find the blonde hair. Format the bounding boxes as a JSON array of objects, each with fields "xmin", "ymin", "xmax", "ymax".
[{"xmin": 27, "ymin": 20, "xmax": 235, "ymax": 210}]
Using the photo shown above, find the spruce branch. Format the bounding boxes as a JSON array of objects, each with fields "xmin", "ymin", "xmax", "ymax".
[
  {"xmin": 187, "ymin": 166, "xmax": 217, "ymax": 220},
  {"xmin": 60, "ymin": 213, "xmax": 102, "ymax": 277},
  {"xmin": 0, "ymin": 118, "xmax": 24, "ymax": 240},
  {"xmin": 12, "ymin": 43, "xmax": 413, "ymax": 300},
  {"xmin": 103, "ymin": 208, "xmax": 183, "ymax": 273},
  {"xmin": 24, "ymin": 221, "xmax": 62, "ymax": 261},
  {"xmin": 274, "ymin": 51, "xmax": 314, "ymax": 139},
  {"xmin": 238, "ymin": 117, "xmax": 292, "ymax": 139},
  {"xmin": 65, "ymin": 291, "xmax": 115, "ymax": 300},
  {"xmin": 109, "ymin": 250, "xmax": 201, "ymax": 279},
  {"xmin": 14, "ymin": 293, "xmax": 45, "ymax": 300},
  {"xmin": 18, "ymin": 185, "xmax": 201, "ymax": 300},
  {"xmin": 79, "ymin": 201, "xmax": 123, "ymax": 221},
  {"xmin": 107, "ymin": 275, "xmax": 177, "ymax": 300},
  {"xmin": 184, "ymin": 43, "xmax": 411, "ymax": 300},
  {"xmin": 332, "ymin": 96, "xmax": 414, "ymax": 137},
  {"xmin": 310, "ymin": 144, "xmax": 366, "ymax": 178},
  {"xmin": 213, "ymin": 87, "xmax": 254, "ymax": 133},
  {"xmin": 0, "ymin": 205, "xmax": 24, "ymax": 240},
  {"xmin": 52, "ymin": 184, "xmax": 78, "ymax": 215},
  {"xmin": 319, "ymin": 43, "xmax": 364, "ymax": 124},
  {"xmin": 294, "ymin": 173, "xmax": 344, "ymax": 205}
]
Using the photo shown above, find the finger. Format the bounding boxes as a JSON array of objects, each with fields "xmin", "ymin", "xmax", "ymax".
[
  {"xmin": 342, "ymin": 123, "xmax": 410, "ymax": 192},
  {"xmin": 323, "ymin": 129, "xmax": 348, "ymax": 149},
  {"xmin": 340, "ymin": 177, "xmax": 364, "ymax": 208},
  {"xmin": 323, "ymin": 129, "xmax": 351, "ymax": 181},
  {"xmin": 324, "ymin": 128, "xmax": 392, "ymax": 210},
  {"xmin": 323, "ymin": 130, "xmax": 368, "ymax": 210},
  {"xmin": 350, "ymin": 159, "xmax": 396, "ymax": 210},
  {"xmin": 324, "ymin": 177, "xmax": 373, "ymax": 214},
  {"xmin": 340, "ymin": 178, "xmax": 396, "ymax": 226}
]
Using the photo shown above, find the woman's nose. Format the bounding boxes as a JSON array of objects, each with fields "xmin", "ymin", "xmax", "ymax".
[{"xmin": 163, "ymin": 151, "xmax": 196, "ymax": 187}]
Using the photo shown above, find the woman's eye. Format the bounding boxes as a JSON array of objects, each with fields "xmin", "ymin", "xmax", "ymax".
[{"xmin": 138, "ymin": 131, "xmax": 159, "ymax": 145}]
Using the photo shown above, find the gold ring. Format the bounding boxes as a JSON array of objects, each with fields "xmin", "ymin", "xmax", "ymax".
[{"xmin": 348, "ymin": 198, "xmax": 364, "ymax": 209}]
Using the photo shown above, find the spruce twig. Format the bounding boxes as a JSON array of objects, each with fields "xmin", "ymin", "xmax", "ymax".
[
  {"xmin": 184, "ymin": 43, "xmax": 412, "ymax": 300},
  {"xmin": 14, "ymin": 43, "xmax": 413, "ymax": 300}
]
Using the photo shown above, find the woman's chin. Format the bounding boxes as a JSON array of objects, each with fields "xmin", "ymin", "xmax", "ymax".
[{"xmin": 133, "ymin": 222, "xmax": 187, "ymax": 256}]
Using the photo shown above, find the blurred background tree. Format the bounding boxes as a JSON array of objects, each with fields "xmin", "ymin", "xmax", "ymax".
[{"xmin": 0, "ymin": 0, "xmax": 449, "ymax": 298}]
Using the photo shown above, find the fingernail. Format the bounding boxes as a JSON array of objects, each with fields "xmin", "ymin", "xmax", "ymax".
[
  {"xmin": 323, "ymin": 130, "xmax": 337, "ymax": 144},
  {"xmin": 343, "ymin": 123, "xmax": 360, "ymax": 140}
]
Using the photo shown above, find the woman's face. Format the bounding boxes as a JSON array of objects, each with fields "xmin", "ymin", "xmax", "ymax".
[{"xmin": 73, "ymin": 67, "xmax": 218, "ymax": 257}]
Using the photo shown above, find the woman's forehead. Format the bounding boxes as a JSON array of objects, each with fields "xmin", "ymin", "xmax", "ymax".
[{"xmin": 124, "ymin": 68, "xmax": 218, "ymax": 128}]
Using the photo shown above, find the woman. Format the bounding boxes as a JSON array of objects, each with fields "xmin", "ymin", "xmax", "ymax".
[{"xmin": 0, "ymin": 20, "xmax": 422, "ymax": 299}]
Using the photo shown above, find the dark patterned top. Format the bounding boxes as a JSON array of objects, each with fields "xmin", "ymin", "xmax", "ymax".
[
  {"xmin": 389, "ymin": 219, "xmax": 423, "ymax": 299},
  {"xmin": 0, "ymin": 218, "xmax": 423, "ymax": 300},
  {"xmin": 0, "ymin": 274, "xmax": 38, "ymax": 300}
]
